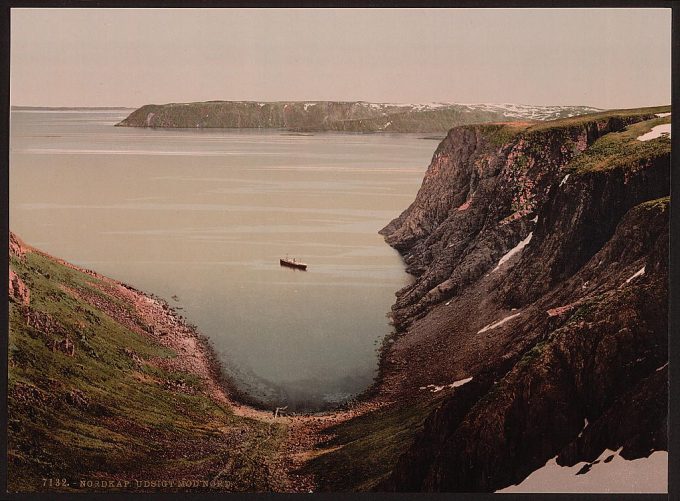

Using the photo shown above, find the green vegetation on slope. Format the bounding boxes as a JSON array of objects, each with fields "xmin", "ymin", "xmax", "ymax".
[
  {"xmin": 565, "ymin": 115, "xmax": 671, "ymax": 174},
  {"xmin": 472, "ymin": 122, "xmax": 530, "ymax": 147},
  {"xmin": 8, "ymin": 250, "xmax": 286, "ymax": 492},
  {"xmin": 300, "ymin": 396, "xmax": 444, "ymax": 491},
  {"xmin": 441, "ymin": 106, "xmax": 670, "ymax": 152},
  {"xmin": 526, "ymin": 105, "xmax": 670, "ymax": 132}
]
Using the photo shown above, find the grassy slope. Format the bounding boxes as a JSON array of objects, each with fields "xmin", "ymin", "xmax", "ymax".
[
  {"xmin": 526, "ymin": 105, "xmax": 669, "ymax": 132},
  {"xmin": 565, "ymin": 115, "xmax": 671, "ymax": 174},
  {"xmin": 467, "ymin": 105, "xmax": 670, "ymax": 140},
  {"xmin": 327, "ymin": 108, "xmax": 506, "ymax": 133},
  {"xmin": 300, "ymin": 395, "xmax": 444, "ymax": 491},
  {"xmin": 8, "ymin": 250, "xmax": 287, "ymax": 492}
]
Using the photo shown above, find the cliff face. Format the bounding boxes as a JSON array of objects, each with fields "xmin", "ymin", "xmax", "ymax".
[
  {"xmin": 376, "ymin": 107, "xmax": 670, "ymax": 491},
  {"xmin": 380, "ymin": 108, "xmax": 669, "ymax": 331},
  {"xmin": 116, "ymin": 101, "xmax": 601, "ymax": 133}
]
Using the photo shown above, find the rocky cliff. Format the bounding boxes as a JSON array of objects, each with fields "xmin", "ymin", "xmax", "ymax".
[
  {"xmin": 116, "ymin": 101, "xmax": 601, "ymax": 133},
  {"xmin": 374, "ymin": 106, "xmax": 670, "ymax": 491}
]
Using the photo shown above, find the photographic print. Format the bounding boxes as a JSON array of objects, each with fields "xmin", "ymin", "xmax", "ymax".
[{"xmin": 6, "ymin": 6, "xmax": 671, "ymax": 494}]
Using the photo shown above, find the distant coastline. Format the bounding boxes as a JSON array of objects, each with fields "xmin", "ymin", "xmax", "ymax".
[
  {"xmin": 11, "ymin": 105, "xmax": 133, "ymax": 111},
  {"xmin": 115, "ymin": 100, "xmax": 603, "ymax": 133}
]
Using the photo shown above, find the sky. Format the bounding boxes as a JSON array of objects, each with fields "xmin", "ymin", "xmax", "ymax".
[{"xmin": 10, "ymin": 8, "xmax": 671, "ymax": 109}]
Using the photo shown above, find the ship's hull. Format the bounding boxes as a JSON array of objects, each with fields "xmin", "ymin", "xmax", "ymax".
[{"xmin": 280, "ymin": 259, "xmax": 307, "ymax": 270}]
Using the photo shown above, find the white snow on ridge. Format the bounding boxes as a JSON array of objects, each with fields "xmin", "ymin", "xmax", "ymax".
[
  {"xmin": 491, "ymin": 232, "xmax": 533, "ymax": 273},
  {"xmin": 477, "ymin": 312, "xmax": 522, "ymax": 334},
  {"xmin": 626, "ymin": 266, "xmax": 646, "ymax": 283},
  {"xmin": 388, "ymin": 102, "xmax": 450, "ymax": 111},
  {"xmin": 357, "ymin": 102, "xmax": 602, "ymax": 121},
  {"xmin": 577, "ymin": 418, "xmax": 589, "ymax": 438},
  {"xmin": 637, "ymin": 124, "xmax": 671, "ymax": 141},
  {"xmin": 655, "ymin": 112, "xmax": 671, "ymax": 117},
  {"xmin": 497, "ymin": 448, "xmax": 668, "ymax": 493},
  {"xmin": 455, "ymin": 102, "xmax": 602, "ymax": 121},
  {"xmin": 420, "ymin": 377, "xmax": 473, "ymax": 393}
]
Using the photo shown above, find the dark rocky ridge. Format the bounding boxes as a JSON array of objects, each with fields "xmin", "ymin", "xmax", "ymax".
[
  {"xmin": 116, "ymin": 101, "xmax": 602, "ymax": 133},
  {"xmin": 374, "ymin": 106, "xmax": 669, "ymax": 491},
  {"xmin": 381, "ymin": 107, "xmax": 669, "ymax": 331}
]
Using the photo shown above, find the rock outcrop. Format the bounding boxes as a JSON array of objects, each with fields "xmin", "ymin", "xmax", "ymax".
[
  {"xmin": 376, "ymin": 107, "xmax": 670, "ymax": 491},
  {"xmin": 9, "ymin": 270, "xmax": 30, "ymax": 306},
  {"xmin": 10, "ymin": 231, "xmax": 28, "ymax": 259},
  {"xmin": 380, "ymin": 108, "xmax": 669, "ymax": 331}
]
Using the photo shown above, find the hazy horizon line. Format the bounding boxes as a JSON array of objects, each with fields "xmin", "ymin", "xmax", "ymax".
[{"xmin": 10, "ymin": 100, "xmax": 672, "ymax": 111}]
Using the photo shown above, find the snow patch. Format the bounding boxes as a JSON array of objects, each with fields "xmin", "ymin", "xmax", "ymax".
[
  {"xmin": 419, "ymin": 102, "xmax": 448, "ymax": 109},
  {"xmin": 656, "ymin": 362, "xmax": 668, "ymax": 372},
  {"xmin": 477, "ymin": 312, "xmax": 522, "ymax": 334},
  {"xmin": 559, "ymin": 174, "xmax": 570, "ymax": 187},
  {"xmin": 625, "ymin": 266, "xmax": 646, "ymax": 284},
  {"xmin": 491, "ymin": 232, "xmax": 533, "ymax": 273},
  {"xmin": 577, "ymin": 418, "xmax": 589, "ymax": 438},
  {"xmin": 497, "ymin": 448, "xmax": 668, "ymax": 493},
  {"xmin": 420, "ymin": 377, "xmax": 473, "ymax": 393},
  {"xmin": 355, "ymin": 102, "xmax": 602, "ymax": 121},
  {"xmin": 637, "ymin": 124, "xmax": 671, "ymax": 141},
  {"xmin": 454, "ymin": 102, "xmax": 602, "ymax": 121},
  {"xmin": 450, "ymin": 377, "xmax": 473, "ymax": 388},
  {"xmin": 655, "ymin": 112, "xmax": 671, "ymax": 117},
  {"xmin": 394, "ymin": 102, "xmax": 450, "ymax": 111}
]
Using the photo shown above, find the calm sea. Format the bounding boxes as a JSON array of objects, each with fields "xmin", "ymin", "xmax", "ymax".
[{"xmin": 10, "ymin": 109, "xmax": 437, "ymax": 409}]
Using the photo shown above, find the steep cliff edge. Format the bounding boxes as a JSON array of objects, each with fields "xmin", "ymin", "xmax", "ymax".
[
  {"xmin": 381, "ymin": 107, "xmax": 669, "ymax": 329},
  {"xmin": 374, "ymin": 106, "xmax": 669, "ymax": 491},
  {"xmin": 116, "ymin": 101, "xmax": 601, "ymax": 133}
]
